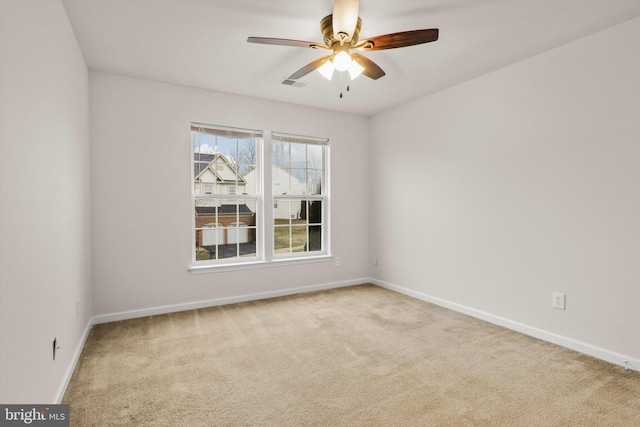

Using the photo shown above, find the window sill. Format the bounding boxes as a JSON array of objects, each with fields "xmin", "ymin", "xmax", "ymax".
[{"xmin": 189, "ymin": 255, "xmax": 333, "ymax": 274}]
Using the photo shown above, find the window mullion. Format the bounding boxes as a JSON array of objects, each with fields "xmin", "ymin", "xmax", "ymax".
[{"xmin": 263, "ymin": 132, "xmax": 274, "ymax": 261}]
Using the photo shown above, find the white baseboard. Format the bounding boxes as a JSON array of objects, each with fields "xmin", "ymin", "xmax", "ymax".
[
  {"xmin": 56, "ymin": 276, "xmax": 638, "ymax": 402},
  {"xmin": 370, "ymin": 278, "xmax": 640, "ymax": 373},
  {"xmin": 92, "ymin": 278, "xmax": 367, "ymax": 324},
  {"xmin": 54, "ymin": 318, "xmax": 93, "ymax": 403}
]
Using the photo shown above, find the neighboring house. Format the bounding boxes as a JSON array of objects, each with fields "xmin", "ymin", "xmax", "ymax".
[
  {"xmin": 194, "ymin": 205, "xmax": 255, "ymax": 247},
  {"xmin": 244, "ymin": 165, "xmax": 306, "ymax": 220},
  {"xmin": 194, "ymin": 153, "xmax": 255, "ymax": 247},
  {"xmin": 194, "ymin": 152, "xmax": 247, "ymax": 199}
]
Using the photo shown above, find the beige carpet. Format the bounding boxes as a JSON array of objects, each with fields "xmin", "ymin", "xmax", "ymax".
[{"xmin": 63, "ymin": 284, "xmax": 639, "ymax": 426}]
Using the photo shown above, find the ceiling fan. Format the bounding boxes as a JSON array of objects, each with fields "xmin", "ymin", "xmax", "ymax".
[{"xmin": 247, "ymin": 0, "xmax": 439, "ymax": 82}]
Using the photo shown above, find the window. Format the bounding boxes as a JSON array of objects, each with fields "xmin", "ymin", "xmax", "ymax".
[
  {"xmin": 191, "ymin": 124, "xmax": 329, "ymax": 269},
  {"xmin": 272, "ymin": 133, "xmax": 328, "ymax": 257},
  {"xmin": 192, "ymin": 124, "xmax": 260, "ymax": 263}
]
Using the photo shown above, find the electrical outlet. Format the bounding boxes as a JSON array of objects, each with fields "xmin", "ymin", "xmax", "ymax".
[
  {"xmin": 553, "ymin": 292, "xmax": 566, "ymax": 310},
  {"xmin": 335, "ymin": 257, "xmax": 341, "ymax": 266},
  {"xmin": 373, "ymin": 256, "xmax": 378, "ymax": 266},
  {"xmin": 76, "ymin": 300, "xmax": 80, "ymax": 319}
]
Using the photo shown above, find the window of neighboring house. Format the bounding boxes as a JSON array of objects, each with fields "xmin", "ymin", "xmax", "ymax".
[
  {"xmin": 191, "ymin": 124, "xmax": 329, "ymax": 269},
  {"xmin": 272, "ymin": 132, "xmax": 328, "ymax": 257},
  {"xmin": 192, "ymin": 123, "xmax": 260, "ymax": 263}
]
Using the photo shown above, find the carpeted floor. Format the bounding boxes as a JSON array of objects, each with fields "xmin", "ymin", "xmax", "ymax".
[{"xmin": 63, "ymin": 284, "xmax": 639, "ymax": 426}]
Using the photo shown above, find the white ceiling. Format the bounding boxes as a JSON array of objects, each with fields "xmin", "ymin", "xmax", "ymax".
[{"xmin": 62, "ymin": 0, "xmax": 640, "ymax": 117}]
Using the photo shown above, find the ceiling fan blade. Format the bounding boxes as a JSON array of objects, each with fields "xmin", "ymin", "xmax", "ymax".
[
  {"xmin": 247, "ymin": 37, "xmax": 328, "ymax": 49},
  {"xmin": 357, "ymin": 28, "xmax": 439, "ymax": 51},
  {"xmin": 288, "ymin": 54, "xmax": 334, "ymax": 80},
  {"xmin": 332, "ymin": 0, "xmax": 359, "ymax": 43},
  {"xmin": 351, "ymin": 53, "xmax": 385, "ymax": 80}
]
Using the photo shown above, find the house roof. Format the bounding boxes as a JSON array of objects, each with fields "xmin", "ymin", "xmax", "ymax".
[
  {"xmin": 195, "ymin": 205, "xmax": 254, "ymax": 216},
  {"xmin": 194, "ymin": 153, "xmax": 217, "ymax": 177},
  {"xmin": 193, "ymin": 152, "xmax": 246, "ymax": 184},
  {"xmin": 194, "ymin": 153, "xmax": 216, "ymax": 176}
]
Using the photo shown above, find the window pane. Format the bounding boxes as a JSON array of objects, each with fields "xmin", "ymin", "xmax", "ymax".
[
  {"xmin": 272, "ymin": 166, "xmax": 291, "ymax": 195},
  {"xmin": 215, "ymin": 154, "xmax": 236, "ymax": 184},
  {"xmin": 309, "ymin": 225, "xmax": 322, "ymax": 252},
  {"xmin": 195, "ymin": 231, "xmax": 217, "ymax": 261},
  {"xmin": 307, "ymin": 170, "xmax": 322, "ymax": 195},
  {"xmin": 274, "ymin": 222, "xmax": 291, "ymax": 253},
  {"xmin": 237, "ymin": 139, "xmax": 257, "ymax": 194},
  {"xmin": 291, "ymin": 224, "xmax": 307, "ymax": 253},
  {"xmin": 307, "ymin": 144, "xmax": 323, "ymax": 169},
  {"xmin": 216, "ymin": 136, "xmax": 238, "ymax": 166},
  {"xmin": 289, "ymin": 168, "xmax": 306, "ymax": 195},
  {"xmin": 274, "ymin": 199, "xmax": 292, "ymax": 222},
  {"xmin": 242, "ymin": 167, "xmax": 258, "ymax": 195},
  {"xmin": 194, "ymin": 132, "xmax": 217, "ymax": 196},
  {"xmin": 290, "ymin": 142, "xmax": 306, "ymax": 165},
  {"xmin": 244, "ymin": 199, "xmax": 258, "ymax": 215},
  {"xmin": 272, "ymin": 141, "xmax": 289, "ymax": 167},
  {"xmin": 193, "ymin": 132, "xmax": 216, "ymax": 158},
  {"xmin": 308, "ymin": 200, "xmax": 322, "ymax": 224},
  {"xmin": 195, "ymin": 209, "xmax": 218, "ymax": 231},
  {"xmin": 238, "ymin": 140, "xmax": 257, "ymax": 170}
]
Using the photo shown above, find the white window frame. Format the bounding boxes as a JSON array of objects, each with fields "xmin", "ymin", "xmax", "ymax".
[
  {"xmin": 191, "ymin": 123, "xmax": 262, "ymax": 268},
  {"xmin": 271, "ymin": 132, "xmax": 329, "ymax": 261},
  {"xmin": 189, "ymin": 125, "xmax": 331, "ymax": 273}
]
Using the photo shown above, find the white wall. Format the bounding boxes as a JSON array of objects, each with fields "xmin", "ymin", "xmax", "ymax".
[
  {"xmin": 0, "ymin": 0, "xmax": 92, "ymax": 403},
  {"xmin": 90, "ymin": 72, "xmax": 370, "ymax": 316},
  {"xmin": 370, "ymin": 17, "xmax": 640, "ymax": 361},
  {"xmin": 3, "ymin": 2, "xmax": 636, "ymax": 404}
]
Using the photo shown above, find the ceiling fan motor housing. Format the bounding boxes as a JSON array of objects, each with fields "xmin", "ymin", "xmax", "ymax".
[{"xmin": 321, "ymin": 14, "xmax": 362, "ymax": 46}]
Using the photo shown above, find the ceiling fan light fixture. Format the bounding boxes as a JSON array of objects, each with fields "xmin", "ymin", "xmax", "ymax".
[
  {"xmin": 333, "ymin": 51, "xmax": 352, "ymax": 71},
  {"xmin": 348, "ymin": 60, "xmax": 364, "ymax": 79},
  {"xmin": 248, "ymin": 0, "xmax": 439, "ymax": 85},
  {"xmin": 318, "ymin": 61, "xmax": 335, "ymax": 80}
]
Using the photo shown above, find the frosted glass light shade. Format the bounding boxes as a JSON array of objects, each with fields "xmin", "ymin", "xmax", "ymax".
[
  {"xmin": 317, "ymin": 61, "xmax": 335, "ymax": 80},
  {"xmin": 333, "ymin": 51, "xmax": 351, "ymax": 71},
  {"xmin": 348, "ymin": 60, "xmax": 364, "ymax": 79}
]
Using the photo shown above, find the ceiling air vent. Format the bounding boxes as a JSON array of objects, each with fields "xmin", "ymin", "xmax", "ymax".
[{"xmin": 281, "ymin": 78, "xmax": 307, "ymax": 88}]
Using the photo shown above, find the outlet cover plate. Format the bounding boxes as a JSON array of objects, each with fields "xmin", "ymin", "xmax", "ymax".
[{"xmin": 553, "ymin": 292, "xmax": 566, "ymax": 310}]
